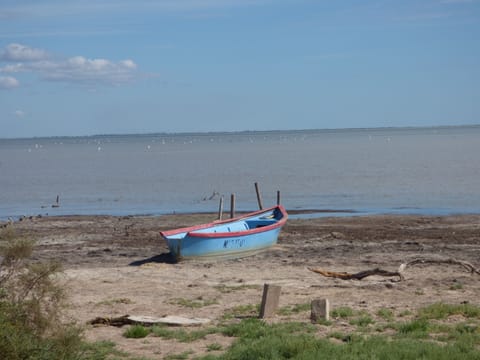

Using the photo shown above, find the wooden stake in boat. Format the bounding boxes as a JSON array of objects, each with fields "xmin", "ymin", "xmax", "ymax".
[
  {"xmin": 277, "ymin": 190, "xmax": 281, "ymax": 205},
  {"xmin": 254, "ymin": 182, "xmax": 263, "ymax": 210},
  {"xmin": 230, "ymin": 193, "xmax": 236, "ymax": 219}
]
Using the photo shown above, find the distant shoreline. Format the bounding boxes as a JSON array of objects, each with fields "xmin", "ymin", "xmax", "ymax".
[
  {"xmin": 3, "ymin": 206, "xmax": 480, "ymax": 223},
  {"xmin": 1, "ymin": 123, "xmax": 479, "ymax": 141}
]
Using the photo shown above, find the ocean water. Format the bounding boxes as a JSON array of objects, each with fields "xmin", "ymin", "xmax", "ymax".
[{"xmin": 1, "ymin": 126, "xmax": 479, "ymax": 220}]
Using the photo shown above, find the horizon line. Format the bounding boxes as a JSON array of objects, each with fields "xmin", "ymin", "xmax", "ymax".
[{"xmin": 2, "ymin": 123, "xmax": 479, "ymax": 141}]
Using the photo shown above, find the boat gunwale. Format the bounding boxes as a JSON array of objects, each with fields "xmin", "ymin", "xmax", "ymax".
[{"xmin": 160, "ymin": 205, "xmax": 287, "ymax": 239}]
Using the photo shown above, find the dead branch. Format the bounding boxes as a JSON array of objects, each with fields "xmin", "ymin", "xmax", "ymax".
[
  {"xmin": 308, "ymin": 257, "xmax": 480, "ymax": 282},
  {"xmin": 307, "ymin": 267, "xmax": 404, "ymax": 281},
  {"xmin": 88, "ymin": 315, "xmax": 132, "ymax": 327},
  {"xmin": 399, "ymin": 257, "xmax": 480, "ymax": 275}
]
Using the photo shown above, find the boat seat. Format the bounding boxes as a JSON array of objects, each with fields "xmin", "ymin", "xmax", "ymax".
[
  {"xmin": 192, "ymin": 221, "xmax": 249, "ymax": 234},
  {"xmin": 245, "ymin": 219, "xmax": 276, "ymax": 228}
]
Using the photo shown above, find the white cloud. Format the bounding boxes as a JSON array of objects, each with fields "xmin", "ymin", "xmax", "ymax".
[
  {"xmin": 14, "ymin": 110, "xmax": 26, "ymax": 118},
  {"xmin": 0, "ymin": 43, "xmax": 138, "ymax": 87},
  {"xmin": 0, "ymin": 76, "xmax": 20, "ymax": 89},
  {"xmin": 41, "ymin": 56, "xmax": 138, "ymax": 85},
  {"xmin": 1, "ymin": 43, "xmax": 49, "ymax": 62},
  {"xmin": 120, "ymin": 59, "xmax": 137, "ymax": 69}
]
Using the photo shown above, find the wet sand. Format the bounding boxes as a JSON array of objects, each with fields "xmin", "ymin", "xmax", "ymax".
[{"xmin": 6, "ymin": 212, "xmax": 480, "ymax": 359}]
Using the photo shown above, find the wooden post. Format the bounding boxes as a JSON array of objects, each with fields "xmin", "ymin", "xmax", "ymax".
[
  {"xmin": 259, "ymin": 284, "xmax": 281, "ymax": 318},
  {"xmin": 230, "ymin": 193, "xmax": 236, "ymax": 219},
  {"xmin": 276, "ymin": 190, "xmax": 281, "ymax": 205},
  {"xmin": 311, "ymin": 299, "xmax": 330, "ymax": 323},
  {"xmin": 217, "ymin": 196, "xmax": 224, "ymax": 220},
  {"xmin": 52, "ymin": 194, "xmax": 60, "ymax": 208},
  {"xmin": 254, "ymin": 182, "xmax": 263, "ymax": 210}
]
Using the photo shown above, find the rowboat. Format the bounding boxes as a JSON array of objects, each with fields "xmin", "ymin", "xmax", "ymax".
[{"xmin": 160, "ymin": 205, "xmax": 288, "ymax": 261}]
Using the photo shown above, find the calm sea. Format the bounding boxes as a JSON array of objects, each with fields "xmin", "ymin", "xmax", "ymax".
[{"xmin": 1, "ymin": 126, "xmax": 479, "ymax": 220}]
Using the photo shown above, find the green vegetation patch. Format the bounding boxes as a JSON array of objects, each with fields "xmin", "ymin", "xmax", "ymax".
[
  {"xmin": 376, "ymin": 307, "xmax": 395, "ymax": 321},
  {"xmin": 397, "ymin": 318, "xmax": 430, "ymax": 338},
  {"xmin": 196, "ymin": 319, "xmax": 480, "ymax": 360},
  {"xmin": 96, "ymin": 297, "xmax": 134, "ymax": 306},
  {"xmin": 278, "ymin": 302, "xmax": 311, "ymax": 316},
  {"xmin": 169, "ymin": 296, "xmax": 218, "ymax": 309},
  {"xmin": 349, "ymin": 315, "xmax": 374, "ymax": 328},
  {"xmin": 117, "ymin": 302, "xmax": 480, "ymax": 360},
  {"xmin": 151, "ymin": 325, "xmax": 220, "ymax": 343},
  {"xmin": 164, "ymin": 350, "xmax": 193, "ymax": 360},
  {"xmin": 220, "ymin": 318, "xmax": 315, "ymax": 339},
  {"xmin": 223, "ymin": 303, "xmax": 260, "ymax": 319},
  {"xmin": 419, "ymin": 302, "xmax": 480, "ymax": 320},
  {"xmin": 207, "ymin": 343, "xmax": 223, "ymax": 351},
  {"xmin": 124, "ymin": 325, "xmax": 151, "ymax": 339},
  {"xmin": 331, "ymin": 306, "xmax": 355, "ymax": 319}
]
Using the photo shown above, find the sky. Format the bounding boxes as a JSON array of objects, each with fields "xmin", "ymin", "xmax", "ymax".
[{"xmin": 0, "ymin": 0, "xmax": 479, "ymax": 138}]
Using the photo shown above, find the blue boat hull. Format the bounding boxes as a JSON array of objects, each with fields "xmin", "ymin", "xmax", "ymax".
[{"xmin": 160, "ymin": 206, "xmax": 287, "ymax": 261}]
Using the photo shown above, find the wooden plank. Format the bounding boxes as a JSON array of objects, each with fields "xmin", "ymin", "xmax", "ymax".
[{"xmin": 128, "ymin": 315, "xmax": 210, "ymax": 326}]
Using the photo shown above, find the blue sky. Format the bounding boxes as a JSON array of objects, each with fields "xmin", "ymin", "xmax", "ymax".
[{"xmin": 1, "ymin": 0, "xmax": 479, "ymax": 138}]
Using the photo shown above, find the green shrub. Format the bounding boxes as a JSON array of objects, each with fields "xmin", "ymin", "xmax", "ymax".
[{"xmin": 0, "ymin": 227, "xmax": 93, "ymax": 359}]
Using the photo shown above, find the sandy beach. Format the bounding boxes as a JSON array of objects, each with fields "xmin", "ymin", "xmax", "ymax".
[{"xmin": 6, "ymin": 212, "xmax": 480, "ymax": 359}]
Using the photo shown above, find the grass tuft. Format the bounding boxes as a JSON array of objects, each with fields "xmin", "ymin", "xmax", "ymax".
[
  {"xmin": 278, "ymin": 302, "xmax": 311, "ymax": 316},
  {"xmin": 151, "ymin": 325, "xmax": 219, "ymax": 342},
  {"xmin": 331, "ymin": 306, "xmax": 355, "ymax": 319},
  {"xmin": 123, "ymin": 325, "xmax": 150, "ymax": 339},
  {"xmin": 377, "ymin": 308, "xmax": 395, "ymax": 321},
  {"xmin": 169, "ymin": 297, "xmax": 218, "ymax": 309},
  {"xmin": 207, "ymin": 342, "xmax": 223, "ymax": 351}
]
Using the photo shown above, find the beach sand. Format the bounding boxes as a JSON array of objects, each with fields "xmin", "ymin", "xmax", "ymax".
[{"xmin": 7, "ymin": 213, "xmax": 480, "ymax": 358}]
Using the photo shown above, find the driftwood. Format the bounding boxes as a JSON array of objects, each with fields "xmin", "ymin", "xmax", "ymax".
[
  {"xmin": 89, "ymin": 315, "xmax": 132, "ymax": 327},
  {"xmin": 308, "ymin": 257, "xmax": 480, "ymax": 282},
  {"xmin": 88, "ymin": 315, "xmax": 210, "ymax": 327},
  {"xmin": 399, "ymin": 257, "xmax": 480, "ymax": 275},
  {"xmin": 308, "ymin": 267, "xmax": 404, "ymax": 281}
]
